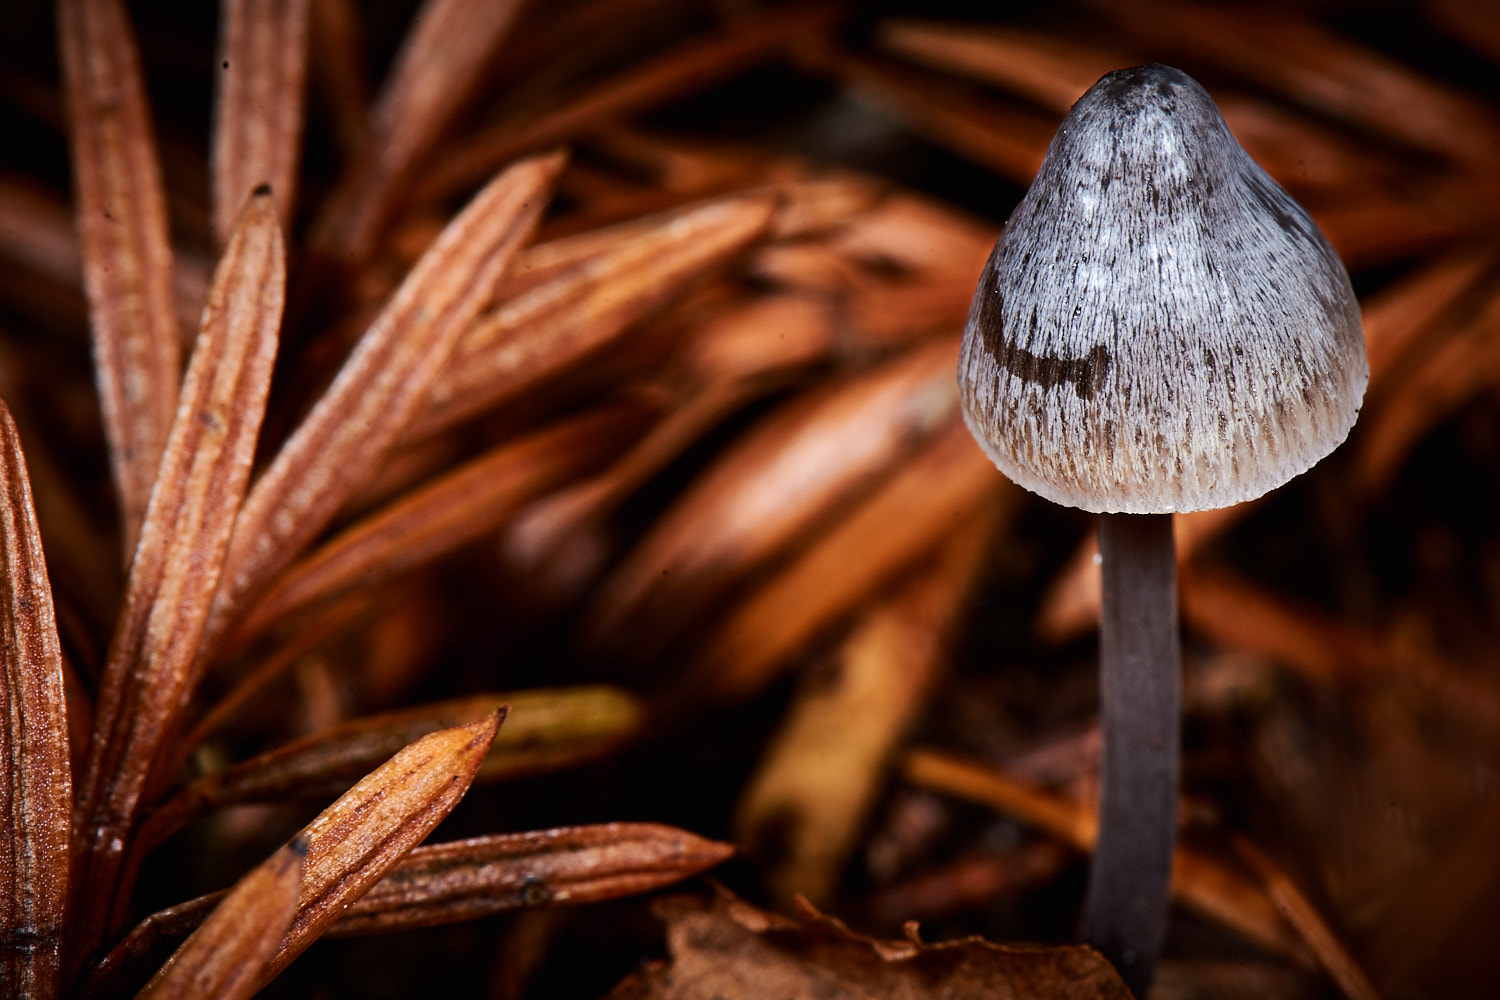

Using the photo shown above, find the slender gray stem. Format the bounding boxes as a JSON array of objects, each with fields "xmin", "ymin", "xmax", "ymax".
[{"xmin": 1082, "ymin": 511, "xmax": 1180, "ymax": 997}]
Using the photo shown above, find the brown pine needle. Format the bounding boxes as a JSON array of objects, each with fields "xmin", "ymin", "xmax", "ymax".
[
  {"xmin": 176, "ymin": 594, "xmax": 371, "ymax": 759},
  {"xmin": 326, "ymin": 823, "xmax": 733, "ymax": 936},
  {"xmin": 57, "ymin": 0, "xmax": 182, "ymax": 553},
  {"xmin": 94, "ymin": 718, "xmax": 501, "ymax": 994},
  {"xmin": 416, "ymin": 4, "xmax": 844, "ymax": 204},
  {"xmin": 315, "ymin": 0, "xmax": 527, "ymax": 262},
  {"xmin": 228, "ymin": 399, "xmax": 656, "ymax": 648},
  {"xmin": 93, "ymin": 822, "xmax": 726, "ymax": 994},
  {"xmin": 72, "ymin": 189, "xmax": 285, "ymax": 954},
  {"xmin": 307, "ymin": 0, "xmax": 369, "ymax": 159},
  {"xmin": 693, "ymin": 420, "xmax": 1003, "ymax": 701},
  {"xmin": 1232, "ymin": 836, "xmax": 1383, "ymax": 1000},
  {"xmin": 408, "ymin": 192, "xmax": 776, "ymax": 442},
  {"xmin": 590, "ymin": 336, "xmax": 962, "ymax": 654},
  {"xmin": 794, "ymin": 43, "xmax": 1055, "ymax": 186},
  {"xmin": 1086, "ymin": 0, "xmax": 1500, "ymax": 170},
  {"xmin": 878, "ymin": 20, "xmax": 1386, "ymax": 199},
  {"xmin": 258, "ymin": 713, "xmax": 502, "ymax": 985},
  {"xmin": 902, "ymin": 749, "xmax": 1308, "ymax": 963},
  {"xmin": 147, "ymin": 686, "xmax": 642, "ymax": 841},
  {"xmin": 212, "ymin": 0, "xmax": 312, "ymax": 244},
  {"xmin": 1354, "ymin": 274, "xmax": 1500, "ymax": 491},
  {"xmin": 502, "ymin": 379, "xmax": 769, "ymax": 601},
  {"xmin": 737, "ymin": 512, "xmax": 1000, "ymax": 905},
  {"xmin": 200, "ymin": 151, "xmax": 565, "ymax": 665},
  {"xmin": 137, "ymin": 838, "xmax": 305, "ymax": 1000},
  {"xmin": 0, "ymin": 400, "xmax": 72, "ymax": 1000}
]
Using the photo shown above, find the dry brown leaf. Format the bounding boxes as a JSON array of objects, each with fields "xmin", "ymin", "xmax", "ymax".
[
  {"xmin": 690, "ymin": 420, "xmax": 1003, "ymax": 701},
  {"xmin": 736, "ymin": 510, "xmax": 1000, "ymax": 905},
  {"xmin": 57, "ymin": 0, "xmax": 182, "ymax": 551},
  {"xmin": 199, "ymin": 151, "xmax": 564, "ymax": 668},
  {"xmin": 137, "ymin": 838, "xmax": 305, "ymax": 1000},
  {"xmin": 501, "ymin": 380, "xmax": 771, "ymax": 603},
  {"xmin": 416, "ymin": 5, "xmax": 842, "ymax": 203},
  {"xmin": 72, "ymin": 189, "xmax": 285, "ymax": 955},
  {"xmin": 408, "ymin": 192, "xmax": 776, "ymax": 441},
  {"xmin": 902, "ymin": 749, "xmax": 1307, "ymax": 962},
  {"xmin": 315, "ymin": 0, "xmax": 527, "ymax": 262},
  {"xmin": 212, "ymin": 0, "xmax": 312, "ymax": 243},
  {"xmin": 259, "ymin": 713, "xmax": 501, "ymax": 984},
  {"xmin": 228, "ymin": 399, "xmax": 655, "ymax": 648},
  {"xmin": 0, "ymin": 400, "xmax": 72, "ymax": 999},
  {"xmin": 328, "ymin": 823, "xmax": 732, "ymax": 936},
  {"xmin": 606, "ymin": 886, "xmax": 1131, "ymax": 1000},
  {"xmin": 589, "ymin": 337, "xmax": 962, "ymax": 656},
  {"xmin": 149, "ymin": 686, "xmax": 642, "ymax": 840}
]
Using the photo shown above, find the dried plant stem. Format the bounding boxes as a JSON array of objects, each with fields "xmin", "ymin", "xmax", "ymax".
[{"xmin": 1083, "ymin": 512, "xmax": 1181, "ymax": 997}]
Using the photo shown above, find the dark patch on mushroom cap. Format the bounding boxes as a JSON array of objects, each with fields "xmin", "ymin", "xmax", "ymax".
[{"xmin": 958, "ymin": 64, "xmax": 1367, "ymax": 514}]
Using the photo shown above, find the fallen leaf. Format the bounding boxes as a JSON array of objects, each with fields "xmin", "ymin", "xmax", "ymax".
[{"xmin": 606, "ymin": 887, "xmax": 1131, "ymax": 999}]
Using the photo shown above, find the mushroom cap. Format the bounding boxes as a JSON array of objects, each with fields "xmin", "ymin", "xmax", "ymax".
[{"xmin": 958, "ymin": 65, "xmax": 1367, "ymax": 514}]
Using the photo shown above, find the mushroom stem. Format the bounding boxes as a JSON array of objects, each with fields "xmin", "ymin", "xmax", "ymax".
[{"xmin": 1084, "ymin": 510, "xmax": 1180, "ymax": 996}]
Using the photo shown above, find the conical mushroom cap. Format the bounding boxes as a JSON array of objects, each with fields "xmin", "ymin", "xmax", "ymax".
[{"xmin": 958, "ymin": 65, "xmax": 1367, "ymax": 514}]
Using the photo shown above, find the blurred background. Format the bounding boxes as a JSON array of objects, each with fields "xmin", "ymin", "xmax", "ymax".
[{"xmin": 2, "ymin": 0, "xmax": 1499, "ymax": 996}]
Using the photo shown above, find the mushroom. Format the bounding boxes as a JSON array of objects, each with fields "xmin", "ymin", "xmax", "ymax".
[{"xmin": 957, "ymin": 64, "xmax": 1366, "ymax": 994}]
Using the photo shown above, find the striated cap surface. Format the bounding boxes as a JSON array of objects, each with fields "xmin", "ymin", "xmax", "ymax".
[{"xmin": 958, "ymin": 64, "xmax": 1367, "ymax": 514}]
